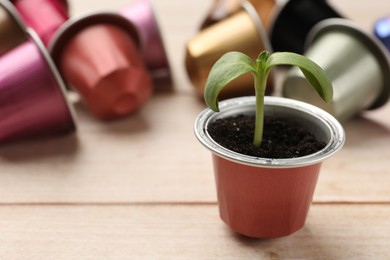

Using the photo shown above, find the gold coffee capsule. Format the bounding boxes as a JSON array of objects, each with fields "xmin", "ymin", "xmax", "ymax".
[
  {"xmin": 250, "ymin": 0, "xmax": 276, "ymax": 31},
  {"xmin": 200, "ymin": 0, "xmax": 243, "ymax": 29},
  {"xmin": 200, "ymin": 0, "xmax": 276, "ymax": 32},
  {"xmin": 185, "ymin": 2, "xmax": 274, "ymax": 99}
]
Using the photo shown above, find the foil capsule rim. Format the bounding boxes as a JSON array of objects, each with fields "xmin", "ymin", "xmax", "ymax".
[
  {"xmin": 241, "ymin": 0, "xmax": 273, "ymax": 52},
  {"xmin": 49, "ymin": 11, "xmax": 141, "ymax": 69},
  {"xmin": 27, "ymin": 27, "xmax": 77, "ymax": 130}
]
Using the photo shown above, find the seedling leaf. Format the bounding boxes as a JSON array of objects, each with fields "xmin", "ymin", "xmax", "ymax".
[{"xmin": 204, "ymin": 51, "xmax": 256, "ymax": 111}]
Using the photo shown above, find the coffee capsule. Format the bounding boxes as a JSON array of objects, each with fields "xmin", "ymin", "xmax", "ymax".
[
  {"xmin": 50, "ymin": 12, "xmax": 153, "ymax": 120},
  {"xmin": 0, "ymin": 29, "xmax": 76, "ymax": 143},
  {"xmin": 120, "ymin": 0, "xmax": 171, "ymax": 83},
  {"xmin": 374, "ymin": 16, "xmax": 390, "ymax": 52},
  {"xmin": 282, "ymin": 18, "xmax": 390, "ymax": 121},
  {"xmin": 185, "ymin": 2, "xmax": 274, "ymax": 99},
  {"xmin": 200, "ymin": 0, "xmax": 276, "ymax": 32},
  {"xmin": 199, "ymin": 0, "xmax": 243, "ymax": 29},
  {"xmin": 269, "ymin": 0, "xmax": 342, "ymax": 53},
  {"xmin": 11, "ymin": 0, "xmax": 69, "ymax": 46},
  {"xmin": 0, "ymin": 0, "xmax": 27, "ymax": 55}
]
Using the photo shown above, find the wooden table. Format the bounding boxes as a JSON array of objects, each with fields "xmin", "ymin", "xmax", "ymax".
[{"xmin": 1, "ymin": 0, "xmax": 390, "ymax": 258}]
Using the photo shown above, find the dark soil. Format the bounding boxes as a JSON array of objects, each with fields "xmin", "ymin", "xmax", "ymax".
[{"xmin": 207, "ymin": 114, "xmax": 326, "ymax": 158}]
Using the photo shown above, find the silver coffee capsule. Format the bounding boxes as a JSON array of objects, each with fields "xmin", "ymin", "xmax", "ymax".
[{"xmin": 282, "ymin": 18, "xmax": 390, "ymax": 121}]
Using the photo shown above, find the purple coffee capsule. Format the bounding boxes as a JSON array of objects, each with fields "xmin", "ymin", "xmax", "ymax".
[
  {"xmin": 374, "ymin": 16, "xmax": 390, "ymax": 52},
  {"xmin": 120, "ymin": 0, "xmax": 171, "ymax": 84}
]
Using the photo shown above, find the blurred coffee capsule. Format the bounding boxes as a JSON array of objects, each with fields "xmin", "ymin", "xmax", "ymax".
[
  {"xmin": 120, "ymin": 0, "xmax": 171, "ymax": 85},
  {"xmin": 269, "ymin": 0, "xmax": 342, "ymax": 53},
  {"xmin": 0, "ymin": 29, "xmax": 76, "ymax": 143},
  {"xmin": 0, "ymin": 0, "xmax": 27, "ymax": 55},
  {"xmin": 185, "ymin": 1, "xmax": 274, "ymax": 99},
  {"xmin": 50, "ymin": 12, "xmax": 153, "ymax": 120},
  {"xmin": 250, "ymin": 0, "xmax": 277, "ymax": 31},
  {"xmin": 200, "ymin": 0, "xmax": 276, "ymax": 32},
  {"xmin": 282, "ymin": 18, "xmax": 390, "ymax": 121},
  {"xmin": 200, "ymin": 0, "xmax": 243, "ymax": 29},
  {"xmin": 11, "ymin": 0, "xmax": 69, "ymax": 46},
  {"xmin": 374, "ymin": 16, "xmax": 390, "ymax": 52}
]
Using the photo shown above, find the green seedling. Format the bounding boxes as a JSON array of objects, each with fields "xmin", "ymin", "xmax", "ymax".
[{"xmin": 204, "ymin": 50, "xmax": 333, "ymax": 147}]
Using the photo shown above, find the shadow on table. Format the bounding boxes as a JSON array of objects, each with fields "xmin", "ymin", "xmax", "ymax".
[
  {"xmin": 228, "ymin": 225, "xmax": 337, "ymax": 259},
  {"xmin": 0, "ymin": 133, "xmax": 79, "ymax": 162},
  {"xmin": 342, "ymin": 115, "xmax": 390, "ymax": 148}
]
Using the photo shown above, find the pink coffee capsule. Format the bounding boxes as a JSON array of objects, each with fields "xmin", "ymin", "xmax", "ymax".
[
  {"xmin": 50, "ymin": 12, "xmax": 153, "ymax": 120},
  {"xmin": 0, "ymin": 29, "xmax": 76, "ymax": 143},
  {"xmin": 12, "ymin": 0, "xmax": 69, "ymax": 46}
]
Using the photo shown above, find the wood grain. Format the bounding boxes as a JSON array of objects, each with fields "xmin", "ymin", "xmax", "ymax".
[
  {"xmin": 0, "ymin": 205, "xmax": 389, "ymax": 259},
  {"xmin": 0, "ymin": 0, "xmax": 389, "ymax": 258}
]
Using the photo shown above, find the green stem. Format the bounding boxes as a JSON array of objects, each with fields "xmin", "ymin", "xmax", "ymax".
[{"xmin": 253, "ymin": 70, "xmax": 267, "ymax": 147}]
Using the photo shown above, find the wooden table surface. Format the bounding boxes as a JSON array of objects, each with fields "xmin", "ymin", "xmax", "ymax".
[{"xmin": 1, "ymin": 0, "xmax": 390, "ymax": 259}]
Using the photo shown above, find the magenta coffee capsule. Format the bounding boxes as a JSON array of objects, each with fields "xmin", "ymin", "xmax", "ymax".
[
  {"xmin": 12, "ymin": 0, "xmax": 69, "ymax": 46},
  {"xmin": 0, "ymin": 29, "xmax": 76, "ymax": 143},
  {"xmin": 120, "ymin": 0, "xmax": 171, "ymax": 84},
  {"xmin": 50, "ymin": 12, "xmax": 153, "ymax": 120},
  {"xmin": 0, "ymin": 0, "xmax": 28, "ymax": 55}
]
